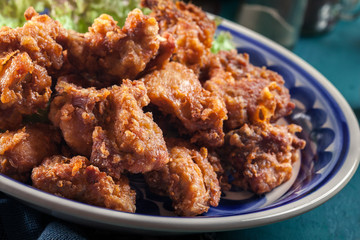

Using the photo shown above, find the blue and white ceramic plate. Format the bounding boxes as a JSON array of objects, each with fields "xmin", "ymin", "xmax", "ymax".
[{"xmin": 1, "ymin": 17, "xmax": 359, "ymax": 234}]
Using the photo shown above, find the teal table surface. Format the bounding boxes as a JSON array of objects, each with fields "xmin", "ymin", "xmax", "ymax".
[
  {"xmin": 293, "ymin": 19, "xmax": 360, "ymax": 116},
  {"xmin": 215, "ymin": 16, "xmax": 360, "ymax": 240}
]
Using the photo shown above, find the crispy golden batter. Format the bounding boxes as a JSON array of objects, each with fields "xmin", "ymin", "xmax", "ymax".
[
  {"xmin": 0, "ymin": 51, "xmax": 52, "ymax": 129},
  {"xmin": 91, "ymin": 80, "xmax": 169, "ymax": 178},
  {"xmin": 224, "ymin": 122, "xmax": 306, "ymax": 194},
  {"xmin": 209, "ymin": 50, "xmax": 271, "ymax": 80},
  {"xmin": 142, "ymin": 0, "xmax": 216, "ymax": 73},
  {"xmin": 64, "ymin": 9, "xmax": 173, "ymax": 85},
  {"xmin": 0, "ymin": 124, "xmax": 60, "ymax": 182},
  {"xmin": 0, "ymin": 7, "xmax": 64, "ymax": 72},
  {"xmin": 49, "ymin": 79, "xmax": 169, "ymax": 177},
  {"xmin": 207, "ymin": 149, "xmax": 231, "ymax": 191},
  {"xmin": 145, "ymin": 138, "xmax": 220, "ymax": 216},
  {"xmin": 142, "ymin": 62, "xmax": 227, "ymax": 147},
  {"xmin": 49, "ymin": 78, "xmax": 110, "ymax": 156},
  {"xmin": 31, "ymin": 155, "xmax": 136, "ymax": 212},
  {"xmin": 204, "ymin": 50, "xmax": 295, "ymax": 130},
  {"xmin": 141, "ymin": 32, "xmax": 175, "ymax": 77},
  {"xmin": 0, "ymin": 7, "xmax": 66, "ymax": 129}
]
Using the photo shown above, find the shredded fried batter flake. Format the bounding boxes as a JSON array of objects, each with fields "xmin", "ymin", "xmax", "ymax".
[
  {"xmin": 32, "ymin": 155, "xmax": 136, "ymax": 212},
  {"xmin": 0, "ymin": 124, "xmax": 60, "ymax": 182},
  {"xmin": 142, "ymin": 62, "xmax": 227, "ymax": 147},
  {"xmin": 204, "ymin": 50, "xmax": 295, "ymax": 130},
  {"xmin": 145, "ymin": 138, "xmax": 221, "ymax": 216},
  {"xmin": 142, "ymin": 0, "xmax": 216, "ymax": 73},
  {"xmin": 63, "ymin": 8, "xmax": 173, "ymax": 86},
  {"xmin": 223, "ymin": 122, "xmax": 306, "ymax": 194}
]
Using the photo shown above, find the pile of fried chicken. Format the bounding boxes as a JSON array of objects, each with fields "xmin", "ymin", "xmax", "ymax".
[{"xmin": 0, "ymin": 0, "xmax": 306, "ymax": 216}]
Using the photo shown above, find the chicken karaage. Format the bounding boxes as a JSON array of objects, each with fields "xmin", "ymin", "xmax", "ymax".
[
  {"xmin": 0, "ymin": 7, "xmax": 65, "ymax": 129},
  {"xmin": 223, "ymin": 122, "xmax": 306, "ymax": 194},
  {"xmin": 0, "ymin": 123, "xmax": 60, "ymax": 182},
  {"xmin": 142, "ymin": 0, "xmax": 216, "ymax": 73},
  {"xmin": 50, "ymin": 79, "xmax": 169, "ymax": 179},
  {"xmin": 142, "ymin": 62, "xmax": 227, "ymax": 147},
  {"xmin": 204, "ymin": 50, "xmax": 295, "ymax": 130},
  {"xmin": 63, "ymin": 9, "xmax": 174, "ymax": 86},
  {"xmin": 32, "ymin": 155, "xmax": 136, "ymax": 212},
  {"xmin": 145, "ymin": 138, "xmax": 220, "ymax": 216}
]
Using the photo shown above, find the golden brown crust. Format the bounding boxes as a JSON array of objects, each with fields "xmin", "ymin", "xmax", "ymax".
[
  {"xmin": 49, "ymin": 79, "xmax": 169, "ymax": 177},
  {"xmin": 90, "ymin": 81, "xmax": 169, "ymax": 178},
  {"xmin": 142, "ymin": 62, "xmax": 227, "ymax": 147},
  {"xmin": 0, "ymin": 51, "xmax": 53, "ymax": 130},
  {"xmin": 31, "ymin": 155, "xmax": 136, "ymax": 212},
  {"xmin": 223, "ymin": 122, "xmax": 306, "ymax": 194},
  {"xmin": 0, "ymin": 7, "xmax": 64, "ymax": 72},
  {"xmin": 0, "ymin": 7, "xmax": 66, "ymax": 129},
  {"xmin": 145, "ymin": 138, "xmax": 220, "ymax": 216},
  {"xmin": 0, "ymin": 124, "xmax": 60, "ymax": 182},
  {"xmin": 64, "ymin": 9, "xmax": 173, "ymax": 85},
  {"xmin": 204, "ymin": 50, "xmax": 295, "ymax": 130},
  {"xmin": 49, "ymin": 79, "xmax": 110, "ymax": 156},
  {"xmin": 142, "ymin": 0, "xmax": 216, "ymax": 73}
]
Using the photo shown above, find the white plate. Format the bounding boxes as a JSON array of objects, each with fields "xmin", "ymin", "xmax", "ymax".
[{"xmin": 1, "ymin": 17, "xmax": 359, "ymax": 234}]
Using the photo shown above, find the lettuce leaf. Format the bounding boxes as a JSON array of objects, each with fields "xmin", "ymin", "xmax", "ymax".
[
  {"xmin": 0, "ymin": 0, "xmax": 149, "ymax": 32},
  {"xmin": 0, "ymin": 0, "xmax": 46, "ymax": 28},
  {"xmin": 47, "ymin": 0, "xmax": 150, "ymax": 32},
  {"xmin": 211, "ymin": 31, "xmax": 235, "ymax": 54}
]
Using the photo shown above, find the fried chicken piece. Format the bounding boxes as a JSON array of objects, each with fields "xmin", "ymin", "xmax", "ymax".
[
  {"xmin": 204, "ymin": 50, "xmax": 294, "ymax": 130},
  {"xmin": 207, "ymin": 50, "xmax": 288, "ymax": 84},
  {"xmin": 140, "ymin": 32, "xmax": 175, "ymax": 78},
  {"xmin": 31, "ymin": 155, "xmax": 136, "ymax": 213},
  {"xmin": 64, "ymin": 9, "xmax": 173, "ymax": 86},
  {"xmin": 91, "ymin": 81, "xmax": 169, "ymax": 178},
  {"xmin": 0, "ymin": 51, "xmax": 52, "ymax": 130},
  {"xmin": 207, "ymin": 150, "xmax": 231, "ymax": 191},
  {"xmin": 142, "ymin": 62, "xmax": 227, "ymax": 147},
  {"xmin": 49, "ymin": 79, "xmax": 169, "ymax": 177},
  {"xmin": 49, "ymin": 78, "xmax": 110, "ymax": 156},
  {"xmin": 0, "ymin": 124, "xmax": 60, "ymax": 182},
  {"xmin": 145, "ymin": 138, "xmax": 220, "ymax": 216},
  {"xmin": 0, "ymin": 7, "xmax": 66, "ymax": 129},
  {"xmin": 223, "ymin": 122, "xmax": 306, "ymax": 194},
  {"xmin": 0, "ymin": 7, "xmax": 65, "ymax": 73},
  {"xmin": 142, "ymin": 0, "xmax": 216, "ymax": 73}
]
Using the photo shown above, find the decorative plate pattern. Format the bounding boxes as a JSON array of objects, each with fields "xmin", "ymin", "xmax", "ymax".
[{"xmin": 0, "ymin": 18, "xmax": 359, "ymax": 233}]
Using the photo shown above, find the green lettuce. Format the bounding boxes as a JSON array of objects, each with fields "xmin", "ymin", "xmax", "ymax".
[
  {"xmin": 0, "ymin": 0, "xmax": 46, "ymax": 28},
  {"xmin": 0, "ymin": 0, "xmax": 149, "ymax": 32},
  {"xmin": 211, "ymin": 31, "xmax": 235, "ymax": 54}
]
